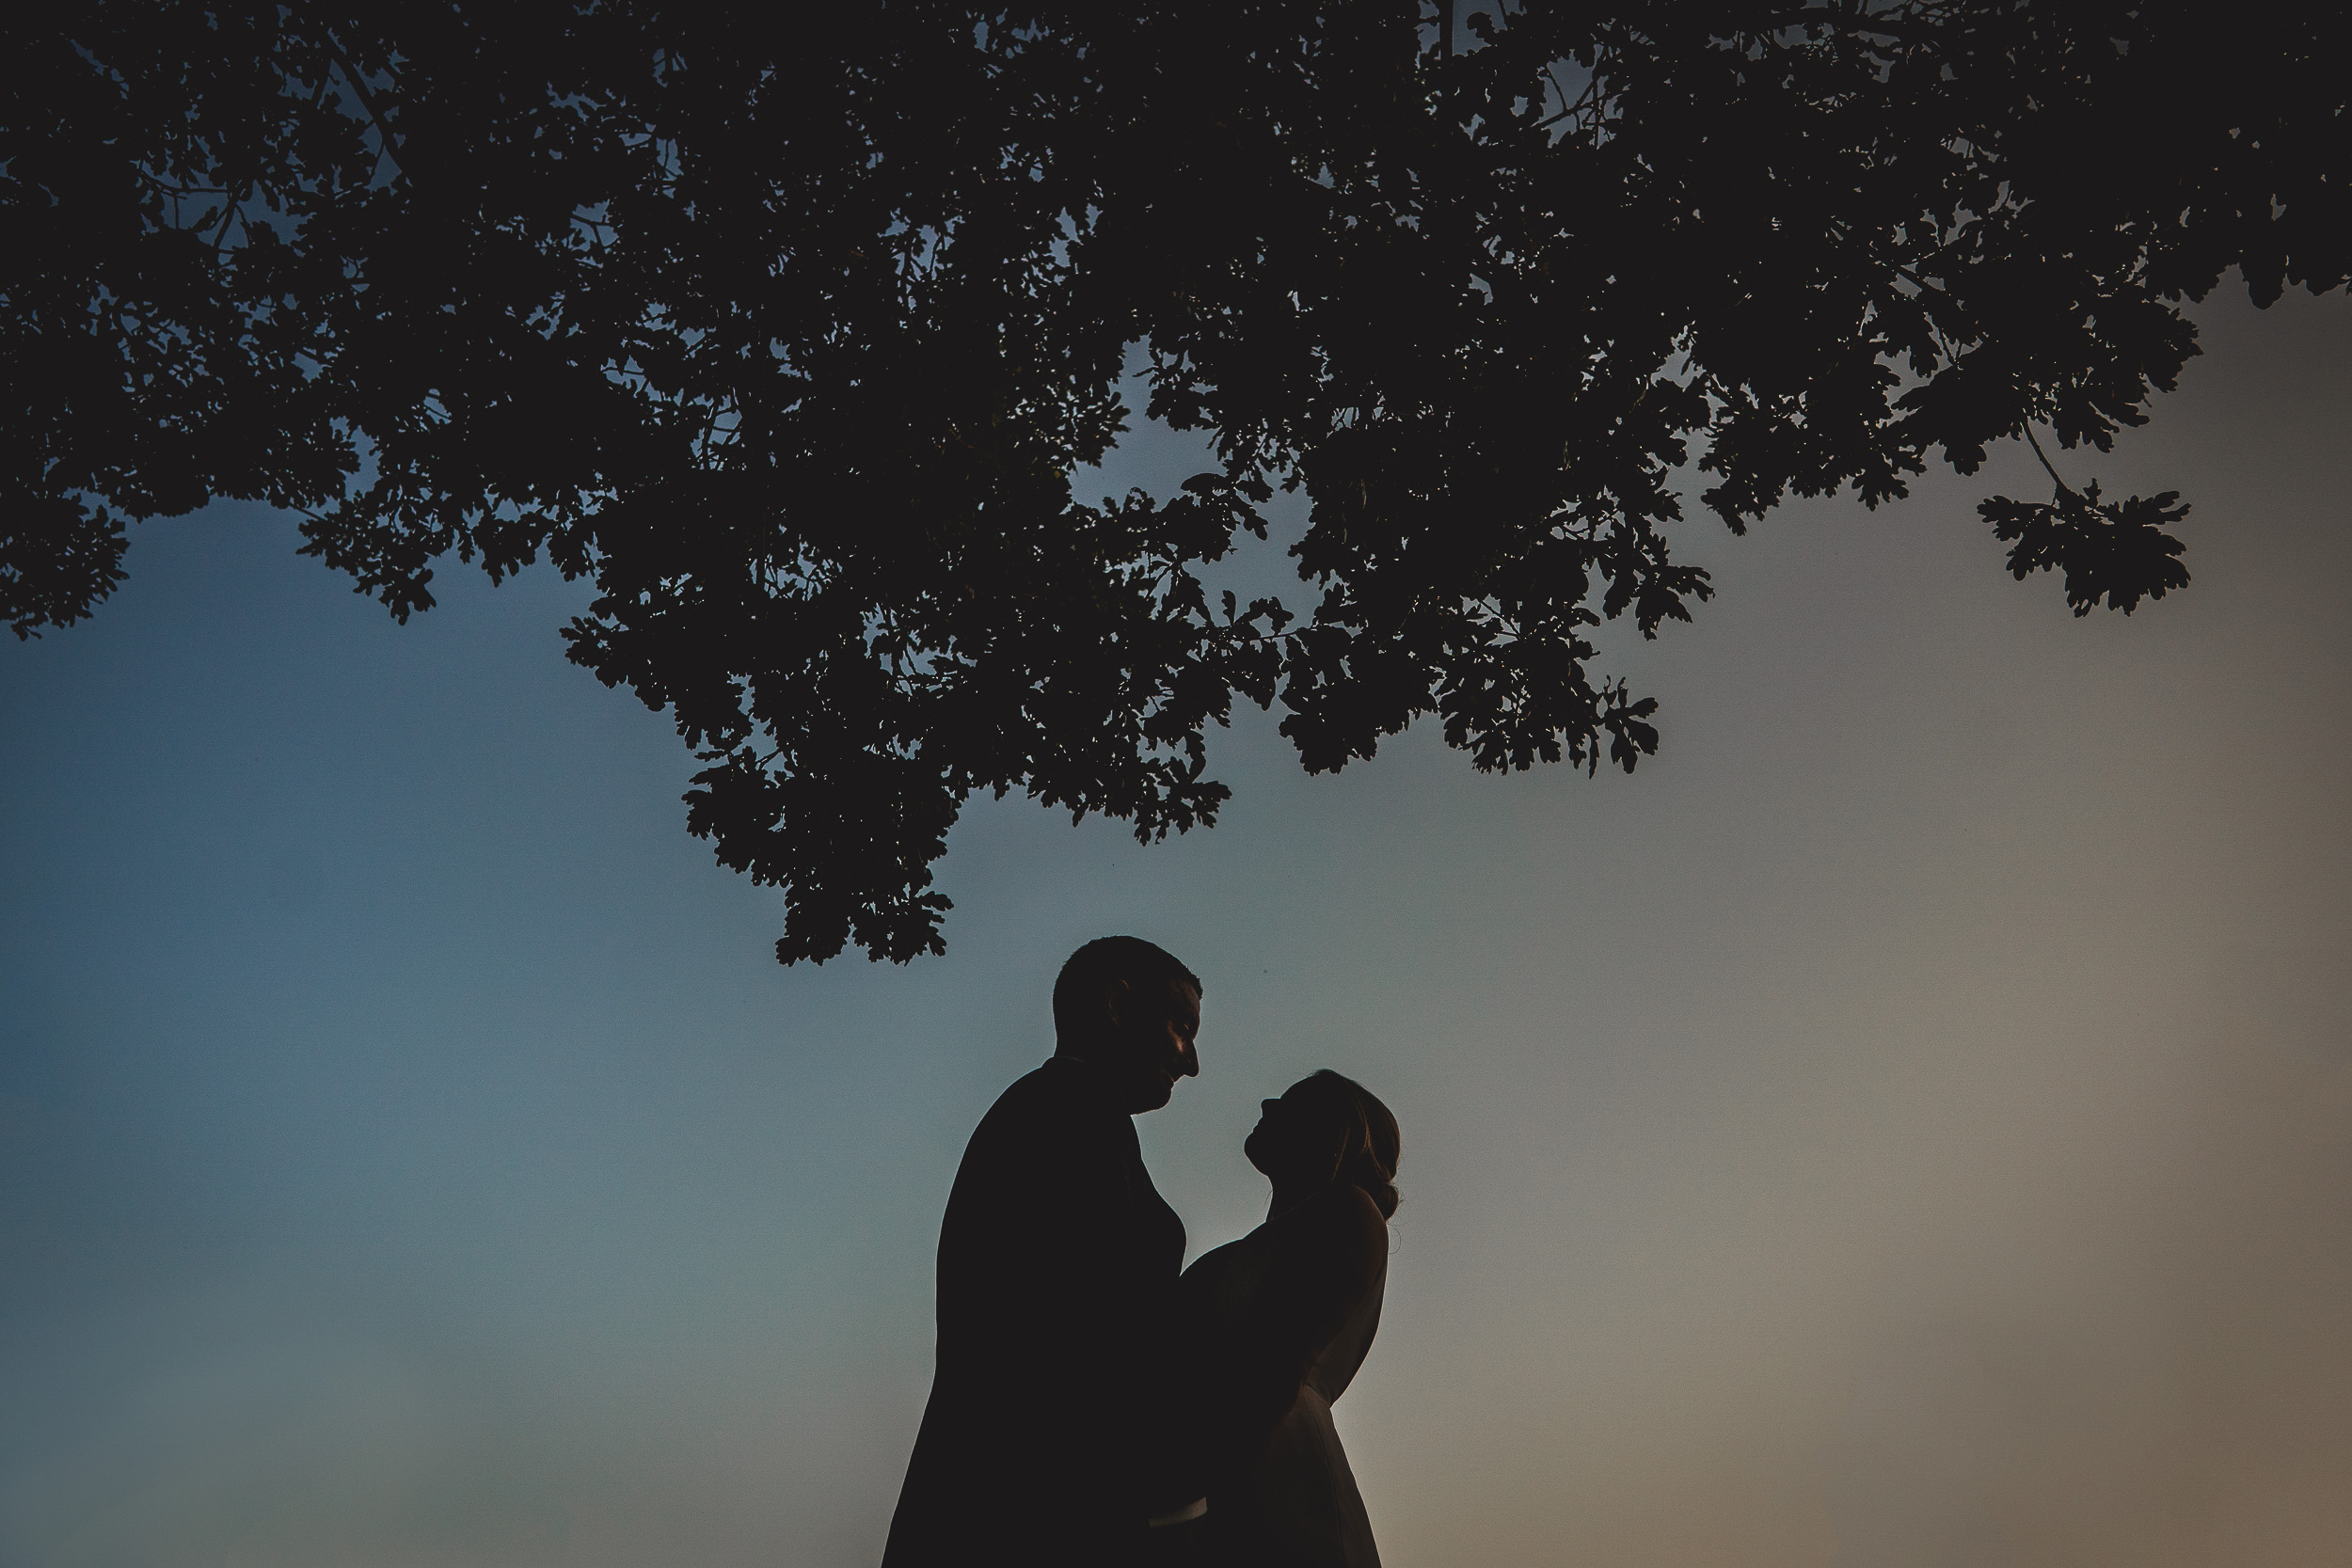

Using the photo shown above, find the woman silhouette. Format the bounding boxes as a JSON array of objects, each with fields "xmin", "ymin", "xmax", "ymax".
[{"xmin": 1176, "ymin": 1070, "xmax": 1400, "ymax": 1567}]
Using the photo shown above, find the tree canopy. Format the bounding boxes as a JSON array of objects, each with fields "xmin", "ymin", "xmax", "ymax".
[{"xmin": 8, "ymin": 2, "xmax": 2346, "ymax": 961}]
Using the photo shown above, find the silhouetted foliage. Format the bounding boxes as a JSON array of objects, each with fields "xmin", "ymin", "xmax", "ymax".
[
  {"xmin": 1979, "ymin": 434, "xmax": 2192, "ymax": 616},
  {"xmin": 7, "ymin": 3, "xmax": 2346, "ymax": 959}
]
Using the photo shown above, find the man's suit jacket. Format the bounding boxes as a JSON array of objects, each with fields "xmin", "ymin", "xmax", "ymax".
[{"xmin": 882, "ymin": 1057, "xmax": 1188, "ymax": 1567}]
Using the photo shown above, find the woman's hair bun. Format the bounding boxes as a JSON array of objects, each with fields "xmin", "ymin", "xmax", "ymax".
[{"xmin": 1299, "ymin": 1069, "xmax": 1402, "ymax": 1219}]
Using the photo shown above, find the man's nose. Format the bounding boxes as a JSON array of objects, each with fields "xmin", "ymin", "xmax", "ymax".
[{"xmin": 1177, "ymin": 1038, "xmax": 1200, "ymax": 1077}]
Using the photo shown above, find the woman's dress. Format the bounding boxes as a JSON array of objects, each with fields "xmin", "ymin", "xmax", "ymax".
[{"xmin": 1178, "ymin": 1185, "xmax": 1389, "ymax": 1568}]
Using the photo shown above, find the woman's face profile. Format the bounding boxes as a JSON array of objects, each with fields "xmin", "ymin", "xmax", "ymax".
[{"xmin": 1244, "ymin": 1081, "xmax": 1327, "ymax": 1180}]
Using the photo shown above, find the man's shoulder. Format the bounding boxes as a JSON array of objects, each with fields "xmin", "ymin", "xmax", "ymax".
[
  {"xmin": 980, "ymin": 1057, "xmax": 1113, "ymax": 1120},
  {"xmin": 967, "ymin": 1059, "xmax": 1128, "ymax": 1159},
  {"xmin": 974, "ymin": 1059, "xmax": 1064, "ymax": 1130},
  {"xmin": 989, "ymin": 1058, "xmax": 1067, "ymax": 1106}
]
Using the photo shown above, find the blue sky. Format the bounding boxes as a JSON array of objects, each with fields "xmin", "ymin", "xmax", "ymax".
[{"xmin": 4, "ymin": 284, "xmax": 2348, "ymax": 1567}]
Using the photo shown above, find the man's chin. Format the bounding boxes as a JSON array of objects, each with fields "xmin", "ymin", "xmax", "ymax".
[{"xmin": 1132, "ymin": 1075, "xmax": 1176, "ymax": 1113}]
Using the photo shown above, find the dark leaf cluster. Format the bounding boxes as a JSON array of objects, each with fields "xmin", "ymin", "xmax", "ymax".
[
  {"xmin": 6, "ymin": 2, "xmax": 2345, "ymax": 959},
  {"xmin": 1980, "ymin": 476, "xmax": 2189, "ymax": 616}
]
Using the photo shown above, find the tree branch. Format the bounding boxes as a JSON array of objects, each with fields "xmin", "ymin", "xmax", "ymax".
[
  {"xmin": 2021, "ymin": 423, "xmax": 2078, "ymax": 499},
  {"xmin": 321, "ymin": 29, "xmax": 405, "ymax": 179}
]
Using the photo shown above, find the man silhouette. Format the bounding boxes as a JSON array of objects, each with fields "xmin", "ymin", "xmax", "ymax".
[{"xmin": 882, "ymin": 937, "xmax": 1204, "ymax": 1567}]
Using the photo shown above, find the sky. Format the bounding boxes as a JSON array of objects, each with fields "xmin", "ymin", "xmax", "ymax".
[{"xmin": 3, "ymin": 281, "xmax": 2348, "ymax": 1568}]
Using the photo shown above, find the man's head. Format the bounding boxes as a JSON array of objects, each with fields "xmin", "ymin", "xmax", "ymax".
[{"xmin": 1052, "ymin": 936, "xmax": 1202, "ymax": 1114}]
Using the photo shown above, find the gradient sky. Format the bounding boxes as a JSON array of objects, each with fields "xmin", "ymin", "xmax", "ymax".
[{"xmin": 4, "ymin": 283, "xmax": 2347, "ymax": 1568}]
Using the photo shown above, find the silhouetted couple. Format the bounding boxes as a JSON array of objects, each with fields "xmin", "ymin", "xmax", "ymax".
[{"xmin": 882, "ymin": 937, "xmax": 1401, "ymax": 1568}]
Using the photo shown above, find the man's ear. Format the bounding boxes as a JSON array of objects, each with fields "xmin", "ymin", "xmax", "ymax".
[{"xmin": 1103, "ymin": 976, "xmax": 1135, "ymax": 1030}]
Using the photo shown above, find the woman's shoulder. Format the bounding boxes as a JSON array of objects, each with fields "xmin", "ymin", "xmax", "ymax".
[
  {"xmin": 1288, "ymin": 1182, "xmax": 1389, "ymax": 1259},
  {"xmin": 1318, "ymin": 1180, "xmax": 1389, "ymax": 1226}
]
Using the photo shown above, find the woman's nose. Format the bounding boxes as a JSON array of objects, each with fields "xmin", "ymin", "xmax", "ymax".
[{"xmin": 1262, "ymin": 1099, "xmax": 1279, "ymax": 1114}]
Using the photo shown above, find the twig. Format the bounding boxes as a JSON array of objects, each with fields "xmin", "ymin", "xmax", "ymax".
[
  {"xmin": 209, "ymin": 182, "xmax": 248, "ymax": 247},
  {"xmin": 2021, "ymin": 423, "xmax": 2078, "ymax": 499},
  {"xmin": 324, "ymin": 32, "xmax": 405, "ymax": 179}
]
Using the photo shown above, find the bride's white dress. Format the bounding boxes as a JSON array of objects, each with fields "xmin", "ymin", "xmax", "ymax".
[{"xmin": 1178, "ymin": 1185, "xmax": 1389, "ymax": 1568}]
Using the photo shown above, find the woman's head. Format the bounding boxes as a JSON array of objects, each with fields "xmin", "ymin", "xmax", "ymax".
[{"xmin": 1244, "ymin": 1069, "xmax": 1402, "ymax": 1218}]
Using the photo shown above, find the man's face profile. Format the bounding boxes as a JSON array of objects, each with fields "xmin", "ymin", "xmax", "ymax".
[{"xmin": 1104, "ymin": 976, "xmax": 1201, "ymax": 1113}]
